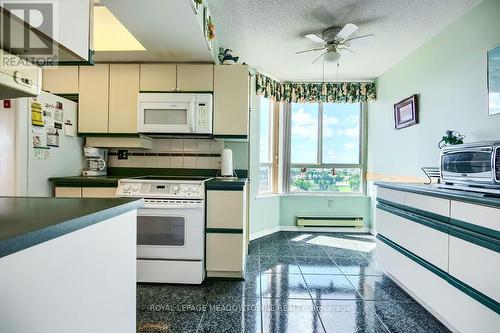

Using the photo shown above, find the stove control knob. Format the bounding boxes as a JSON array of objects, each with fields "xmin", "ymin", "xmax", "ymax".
[
  {"xmin": 123, "ymin": 185, "xmax": 131, "ymax": 192},
  {"xmin": 189, "ymin": 186, "xmax": 198, "ymax": 193},
  {"xmin": 181, "ymin": 186, "xmax": 188, "ymax": 193},
  {"xmin": 173, "ymin": 186, "xmax": 179, "ymax": 192},
  {"xmin": 132, "ymin": 185, "xmax": 139, "ymax": 192}
]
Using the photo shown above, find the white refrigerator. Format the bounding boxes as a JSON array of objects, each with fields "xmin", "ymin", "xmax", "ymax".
[{"xmin": 0, "ymin": 91, "xmax": 83, "ymax": 196}]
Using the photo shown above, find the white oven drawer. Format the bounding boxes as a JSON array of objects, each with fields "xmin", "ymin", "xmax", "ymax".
[{"xmin": 137, "ymin": 259, "xmax": 204, "ymax": 284}]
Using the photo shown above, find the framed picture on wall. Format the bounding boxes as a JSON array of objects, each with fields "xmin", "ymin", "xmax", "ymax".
[
  {"xmin": 394, "ymin": 94, "xmax": 418, "ymax": 130},
  {"xmin": 488, "ymin": 45, "xmax": 500, "ymax": 115}
]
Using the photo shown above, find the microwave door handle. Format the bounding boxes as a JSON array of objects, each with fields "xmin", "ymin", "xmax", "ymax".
[{"xmin": 191, "ymin": 103, "xmax": 197, "ymax": 132}]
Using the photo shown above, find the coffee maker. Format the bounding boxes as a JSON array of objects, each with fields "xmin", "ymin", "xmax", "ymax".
[{"xmin": 82, "ymin": 147, "xmax": 108, "ymax": 176}]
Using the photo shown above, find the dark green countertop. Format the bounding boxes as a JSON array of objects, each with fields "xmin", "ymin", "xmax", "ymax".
[
  {"xmin": 49, "ymin": 176, "xmax": 122, "ymax": 187},
  {"xmin": 0, "ymin": 197, "xmax": 144, "ymax": 258},
  {"xmin": 205, "ymin": 178, "xmax": 248, "ymax": 191},
  {"xmin": 375, "ymin": 182, "xmax": 500, "ymax": 208}
]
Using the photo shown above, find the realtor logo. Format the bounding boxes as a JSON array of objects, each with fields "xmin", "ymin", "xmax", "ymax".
[{"xmin": 1, "ymin": 1, "xmax": 58, "ymax": 67}]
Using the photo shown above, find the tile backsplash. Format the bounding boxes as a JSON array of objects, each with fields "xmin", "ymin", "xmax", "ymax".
[{"xmin": 107, "ymin": 139, "xmax": 223, "ymax": 169}]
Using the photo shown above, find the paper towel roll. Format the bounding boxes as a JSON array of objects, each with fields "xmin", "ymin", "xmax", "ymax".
[{"xmin": 221, "ymin": 148, "xmax": 233, "ymax": 176}]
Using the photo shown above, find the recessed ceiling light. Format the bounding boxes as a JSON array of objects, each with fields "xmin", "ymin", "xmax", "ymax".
[{"xmin": 93, "ymin": 6, "xmax": 145, "ymax": 52}]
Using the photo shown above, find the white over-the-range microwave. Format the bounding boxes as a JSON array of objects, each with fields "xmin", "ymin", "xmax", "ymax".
[{"xmin": 137, "ymin": 93, "xmax": 213, "ymax": 134}]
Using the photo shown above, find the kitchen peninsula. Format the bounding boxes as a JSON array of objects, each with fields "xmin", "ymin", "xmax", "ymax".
[{"xmin": 0, "ymin": 197, "xmax": 143, "ymax": 333}]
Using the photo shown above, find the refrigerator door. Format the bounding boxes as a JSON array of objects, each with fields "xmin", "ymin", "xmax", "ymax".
[{"xmin": 15, "ymin": 91, "xmax": 84, "ymax": 196}]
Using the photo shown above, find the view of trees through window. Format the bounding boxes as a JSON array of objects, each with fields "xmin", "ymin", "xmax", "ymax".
[
  {"xmin": 257, "ymin": 99, "xmax": 364, "ymax": 194},
  {"xmin": 289, "ymin": 102, "xmax": 362, "ymax": 193},
  {"xmin": 290, "ymin": 168, "xmax": 361, "ymax": 193}
]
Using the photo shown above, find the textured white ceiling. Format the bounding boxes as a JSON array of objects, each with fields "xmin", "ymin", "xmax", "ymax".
[{"xmin": 209, "ymin": 0, "xmax": 480, "ymax": 81}]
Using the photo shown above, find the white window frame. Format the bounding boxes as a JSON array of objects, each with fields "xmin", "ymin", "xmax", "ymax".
[
  {"xmin": 283, "ymin": 102, "xmax": 366, "ymax": 195},
  {"xmin": 258, "ymin": 97, "xmax": 275, "ymax": 194}
]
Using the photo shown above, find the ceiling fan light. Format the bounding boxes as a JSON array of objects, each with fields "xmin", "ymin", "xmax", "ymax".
[{"xmin": 324, "ymin": 51, "xmax": 341, "ymax": 63}]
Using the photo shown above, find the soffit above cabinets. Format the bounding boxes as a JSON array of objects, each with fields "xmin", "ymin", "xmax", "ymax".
[
  {"xmin": 0, "ymin": 0, "xmax": 93, "ymax": 65},
  {"xmin": 95, "ymin": 0, "xmax": 215, "ymax": 63}
]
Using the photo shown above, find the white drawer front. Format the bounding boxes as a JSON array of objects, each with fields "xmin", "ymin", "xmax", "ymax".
[
  {"xmin": 376, "ymin": 208, "xmax": 448, "ymax": 271},
  {"xmin": 405, "ymin": 192, "xmax": 450, "ymax": 217},
  {"xmin": 206, "ymin": 233, "xmax": 244, "ymax": 272},
  {"xmin": 451, "ymin": 201, "xmax": 500, "ymax": 233},
  {"xmin": 449, "ymin": 236, "xmax": 500, "ymax": 302},
  {"xmin": 377, "ymin": 187, "xmax": 405, "ymax": 205},
  {"xmin": 207, "ymin": 190, "xmax": 244, "ymax": 229},
  {"xmin": 377, "ymin": 240, "xmax": 500, "ymax": 333}
]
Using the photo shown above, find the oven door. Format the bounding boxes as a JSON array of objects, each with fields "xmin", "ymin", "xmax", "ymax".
[
  {"xmin": 136, "ymin": 200, "xmax": 204, "ymax": 260},
  {"xmin": 138, "ymin": 101, "xmax": 195, "ymax": 133},
  {"xmin": 441, "ymin": 147, "xmax": 494, "ymax": 185}
]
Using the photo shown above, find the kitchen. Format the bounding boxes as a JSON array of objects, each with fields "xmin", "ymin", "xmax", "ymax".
[{"xmin": 0, "ymin": 0, "xmax": 499, "ymax": 332}]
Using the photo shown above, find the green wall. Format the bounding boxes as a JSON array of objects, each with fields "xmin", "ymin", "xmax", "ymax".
[{"xmin": 367, "ymin": 0, "xmax": 500, "ymax": 177}]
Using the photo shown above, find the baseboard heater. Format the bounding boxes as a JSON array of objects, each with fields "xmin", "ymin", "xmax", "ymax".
[{"xmin": 296, "ymin": 216, "xmax": 363, "ymax": 228}]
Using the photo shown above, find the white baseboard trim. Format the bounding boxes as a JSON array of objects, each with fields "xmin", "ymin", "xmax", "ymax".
[
  {"xmin": 249, "ymin": 226, "xmax": 280, "ymax": 241},
  {"xmin": 250, "ymin": 226, "xmax": 372, "ymax": 240}
]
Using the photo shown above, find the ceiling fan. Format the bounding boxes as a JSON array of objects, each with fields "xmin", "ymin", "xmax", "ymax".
[{"xmin": 297, "ymin": 23, "xmax": 374, "ymax": 63}]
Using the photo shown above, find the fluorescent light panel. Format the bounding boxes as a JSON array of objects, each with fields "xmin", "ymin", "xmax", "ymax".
[{"xmin": 93, "ymin": 6, "xmax": 145, "ymax": 51}]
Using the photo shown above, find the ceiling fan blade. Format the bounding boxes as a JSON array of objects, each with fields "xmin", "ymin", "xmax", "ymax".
[
  {"xmin": 336, "ymin": 23, "xmax": 358, "ymax": 39},
  {"xmin": 296, "ymin": 47, "xmax": 326, "ymax": 55},
  {"xmin": 346, "ymin": 34, "xmax": 375, "ymax": 42},
  {"xmin": 312, "ymin": 51, "xmax": 327, "ymax": 64},
  {"xmin": 305, "ymin": 33, "xmax": 326, "ymax": 44}
]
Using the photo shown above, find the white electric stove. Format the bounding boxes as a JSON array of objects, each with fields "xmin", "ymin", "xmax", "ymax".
[{"xmin": 117, "ymin": 176, "xmax": 209, "ymax": 284}]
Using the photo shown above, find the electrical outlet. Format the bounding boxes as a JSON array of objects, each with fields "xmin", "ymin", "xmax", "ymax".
[
  {"xmin": 328, "ymin": 200, "xmax": 334, "ymax": 208},
  {"xmin": 118, "ymin": 150, "xmax": 128, "ymax": 160}
]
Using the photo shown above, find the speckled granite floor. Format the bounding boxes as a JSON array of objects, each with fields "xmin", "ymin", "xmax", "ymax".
[{"xmin": 136, "ymin": 232, "xmax": 450, "ymax": 333}]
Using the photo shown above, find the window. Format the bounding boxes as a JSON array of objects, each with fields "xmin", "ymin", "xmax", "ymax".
[
  {"xmin": 287, "ymin": 102, "xmax": 363, "ymax": 194},
  {"xmin": 259, "ymin": 97, "xmax": 274, "ymax": 194}
]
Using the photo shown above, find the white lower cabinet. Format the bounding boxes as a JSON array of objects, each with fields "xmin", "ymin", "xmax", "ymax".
[
  {"xmin": 55, "ymin": 186, "xmax": 117, "ymax": 198},
  {"xmin": 376, "ymin": 185, "xmax": 500, "ymax": 333},
  {"xmin": 207, "ymin": 190, "xmax": 245, "ymax": 229},
  {"xmin": 205, "ymin": 185, "xmax": 248, "ymax": 278},
  {"xmin": 206, "ymin": 233, "xmax": 245, "ymax": 278},
  {"xmin": 376, "ymin": 208, "xmax": 448, "ymax": 271},
  {"xmin": 81, "ymin": 187, "xmax": 117, "ymax": 198},
  {"xmin": 377, "ymin": 240, "xmax": 500, "ymax": 333},
  {"xmin": 377, "ymin": 187, "xmax": 405, "ymax": 206},
  {"xmin": 404, "ymin": 192, "xmax": 450, "ymax": 217},
  {"xmin": 449, "ymin": 236, "xmax": 500, "ymax": 302},
  {"xmin": 54, "ymin": 187, "xmax": 82, "ymax": 198},
  {"xmin": 451, "ymin": 201, "xmax": 500, "ymax": 233}
]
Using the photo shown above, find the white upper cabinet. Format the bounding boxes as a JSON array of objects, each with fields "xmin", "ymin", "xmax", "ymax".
[
  {"xmin": 78, "ymin": 64, "xmax": 109, "ymax": 133},
  {"xmin": 139, "ymin": 64, "xmax": 177, "ymax": 92},
  {"xmin": 109, "ymin": 64, "xmax": 139, "ymax": 133},
  {"xmin": 177, "ymin": 64, "xmax": 213, "ymax": 92},
  {"xmin": 0, "ymin": 0, "xmax": 93, "ymax": 64},
  {"xmin": 42, "ymin": 66, "xmax": 79, "ymax": 94},
  {"xmin": 213, "ymin": 65, "xmax": 249, "ymax": 136}
]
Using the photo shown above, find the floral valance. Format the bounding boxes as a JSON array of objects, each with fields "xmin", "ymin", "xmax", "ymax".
[{"xmin": 256, "ymin": 73, "xmax": 376, "ymax": 103}]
